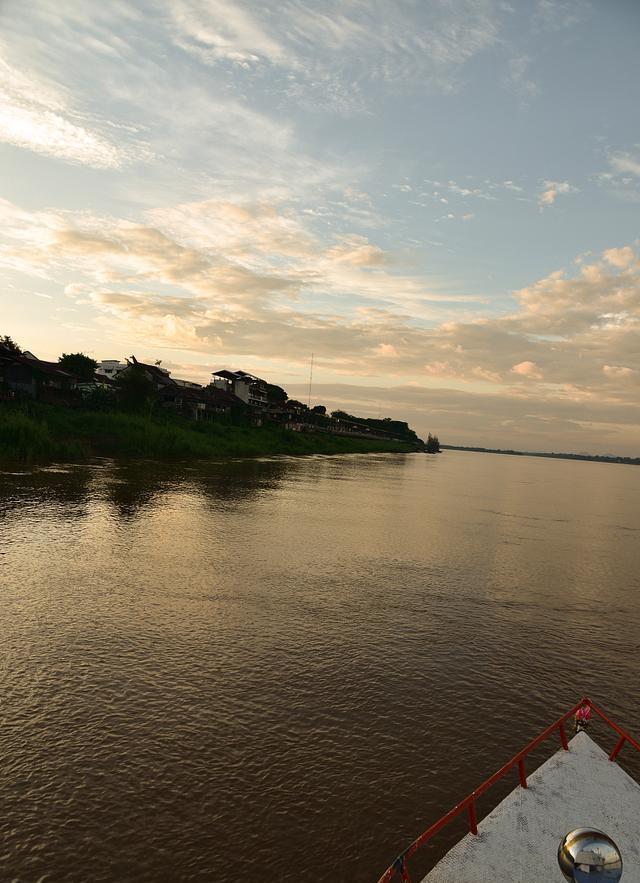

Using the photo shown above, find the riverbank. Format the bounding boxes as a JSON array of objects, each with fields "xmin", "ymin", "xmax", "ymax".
[
  {"xmin": 0, "ymin": 403, "xmax": 415, "ymax": 463},
  {"xmin": 441, "ymin": 444, "xmax": 640, "ymax": 466}
]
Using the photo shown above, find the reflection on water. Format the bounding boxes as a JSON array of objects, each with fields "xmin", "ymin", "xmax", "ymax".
[{"xmin": 1, "ymin": 451, "xmax": 640, "ymax": 882}]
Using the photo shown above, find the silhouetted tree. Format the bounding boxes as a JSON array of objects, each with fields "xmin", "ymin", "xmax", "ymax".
[
  {"xmin": 265, "ymin": 383, "xmax": 288, "ymax": 404},
  {"xmin": 311, "ymin": 404, "xmax": 326, "ymax": 414},
  {"xmin": 116, "ymin": 362, "xmax": 157, "ymax": 413},
  {"xmin": 1, "ymin": 334, "xmax": 22, "ymax": 354},
  {"xmin": 425, "ymin": 433, "xmax": 440, "ymax": 453},
  {"xmin": 58, "ymin": 352, "xmax": 98, "ymax": 381},
  {"xmin": 331, "ymin": 409, "xmax": 353, "ymax": 421}
]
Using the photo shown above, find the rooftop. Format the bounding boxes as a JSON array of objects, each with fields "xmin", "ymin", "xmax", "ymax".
[
  {"xmin": 421, "ymin": 732, "xmax": 640, "ymax": 883},
  {"xmin": 0, "ymin": 346, "xmax": 74, "ymax": 378},
  {"xmin": 212, "ymin": 368, "xmax": 265, "ymax": 384}
]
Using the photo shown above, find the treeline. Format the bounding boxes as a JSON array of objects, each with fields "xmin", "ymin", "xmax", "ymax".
[
  {"xmin": 330, "ymin": 410, "xmax": 439, "ymax": 451},
  {"xmin": 442, "ymin": 444, "xmax": 639, "ymax": 466}
]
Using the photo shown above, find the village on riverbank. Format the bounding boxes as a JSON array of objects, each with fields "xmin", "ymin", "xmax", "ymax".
[{"xmin": 0, "ymin": 335, "xmax": 440, "ymax": 461}]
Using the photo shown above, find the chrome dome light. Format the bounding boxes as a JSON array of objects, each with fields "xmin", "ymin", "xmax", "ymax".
[{"xmin": 558, "ymin": 828, "xmax": 622, "ymax": 881}]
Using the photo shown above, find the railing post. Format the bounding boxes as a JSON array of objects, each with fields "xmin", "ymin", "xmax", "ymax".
[
  {"xmin": 518, "ymin": 758, "xmax": 527, "ymax": 788},
  {"xmin": 467, "ymin": 799, "xmax": 478, "ymax": 835},
  {"xmin": 393, "ymin": 855, "xmax": 412, "ymax": 883},
  {"xmin": 559, "ymin": 721, "xmax": 569, "ymax": 751},
  {"xmin": 609, "ymin": 735, "xmax": 626, "ymax": 762}
]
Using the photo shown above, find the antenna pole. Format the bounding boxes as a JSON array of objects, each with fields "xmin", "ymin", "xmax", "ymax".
[{"xmin": 307, "ymin": 353, "xmax": 314, "ymax": 407}]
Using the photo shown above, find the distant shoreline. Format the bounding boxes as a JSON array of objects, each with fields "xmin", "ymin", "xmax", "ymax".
[{"xmin": 442, "ymin": 444, "xmax": 640, "ymax": 466}]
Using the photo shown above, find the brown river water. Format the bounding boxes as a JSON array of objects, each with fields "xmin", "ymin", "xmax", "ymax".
[{"xmin": 1, "ymin": 450, "xmax": 640, "ymax": 882}]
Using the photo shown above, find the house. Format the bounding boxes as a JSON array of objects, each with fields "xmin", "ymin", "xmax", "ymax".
[
  {"xmin": 173, "ymin": 378, "xmax": 203, "ymax": 390},
  {"xmin": 96, "ymin": 359, "xmax": 128, "ymax": 379},
  {"xmin": 118, "ymin": 358, "xmax": 246, "ymax": 422},
  {"xmin": 179, "ymin": 384, "xmax": 246, "ymax": 422},
  {"xmin": 204, "ymin": 385, "xmax": 246, "ymax": 417},
  {"xmin": 169, "ymin": 377, "xmax": 248, "ymax": 422},
  {"xmin": 0, "ymin": 345, "xmax": 18, "ymax": 400},
  {"xmin": 77, "ymin": 371, "xmax": 118, "ymax": 397},
  {"xmin": 0, "ymin": 345, "xmax": 78, "ymax": 403},
  {"xmin": 211, "ymin": 369, "xmax": 269, "ymax": 410},
  {"xmin": 117, "ymin": 357, "xmax": 178, "ymax": 403}
]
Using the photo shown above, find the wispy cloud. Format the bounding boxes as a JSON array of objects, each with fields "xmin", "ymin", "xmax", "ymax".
[
  {"xmin": 593, "ymin": 150, "xmax": 640, "ymax": 203},
  {"xmin": 2, "ymin": 198, "xmax": 639, "ymax": 413},
  {"xmin": 170, "ymin": 0, "xmax": 291, "ymax": 67},
  {"xmin": 534, "ymin": 0, "xmax": 590, "ymax": 31},
  {"xmin": 507, "ymin": 55, "xmax": 538, "ymax": 99},
  {"xmin": 170, "ymin": 0, "xmax": 503, "ymax": 95},
  {"xmin": 537, "ymin": 179, "xmax": 576, "ymax": 208},
  {"xmin": 608, "ymin": 151, "xmax": 640, "ymax": 177},
  {"xmin": 0, "ymin": 58, "xmax": 138, "ymax": 168}
]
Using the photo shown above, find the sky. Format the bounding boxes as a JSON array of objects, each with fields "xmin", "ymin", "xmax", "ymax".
[{"xmin": 1, "ymin": 0, "xmax": 639, "ymax": 455}]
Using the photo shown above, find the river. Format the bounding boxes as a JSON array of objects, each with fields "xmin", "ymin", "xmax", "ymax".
[{"xmin": 1, "ymin": 450, "xmax": 639, "ymax": 882}]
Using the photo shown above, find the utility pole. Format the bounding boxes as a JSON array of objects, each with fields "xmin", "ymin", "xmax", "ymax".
[{"xmin": 307, "ymin": 352, "xmax": 314, "ymax": 408}]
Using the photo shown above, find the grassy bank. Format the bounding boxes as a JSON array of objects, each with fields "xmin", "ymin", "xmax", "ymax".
[{"xmin": 0, "ymin": 403, "xmax": 415, "ymax": 463}]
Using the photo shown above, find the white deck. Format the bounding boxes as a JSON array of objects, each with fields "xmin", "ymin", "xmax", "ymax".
[{"xmin": 421, "ymin": 732, "xmax": 640, "ymax": 883}]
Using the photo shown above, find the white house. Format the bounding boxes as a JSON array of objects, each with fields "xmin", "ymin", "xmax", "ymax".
[{"xmin": 96, "ymin": 359, "xmax": 128, "ymax": 378}]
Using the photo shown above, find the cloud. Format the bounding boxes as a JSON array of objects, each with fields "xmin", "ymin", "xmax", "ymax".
[
  {"xmin": 602, "ymin": 365, "xmax": 635, "ymax": 379},
  {"xmin": 0, "ymin": 2, "xmax": 323, "ymax": 197},
  {"xmin": 0, "ymin": 195, "xmax": 480, "ymax": 347},
  {"xmin": 603, "ymin": 246, "xmax": 636, "ymax": 269},
  {"xmin": 538, "ymin": 180, "xmax": 576, "ymax": 208},
  {"xmin": 2, "ymin": 195, "xmax": 639, "ymax": 454},
  {"xmin": 0, "ymin": 58, "xmax": 136, "ymax": 168},
  {"xmin": 170, "ymin": 0, "xmax": 503, "ymax": 93},
  {"xmin": 593, "ymin": 151, "xmax": 640, "ymax": 204},
  {"xmin": 608, "ymin": 152, "xmax": 640, "ymax": 177},
  {"xmin": 325, "ymin": 236, "xmax": 386, "ymax": 267},
  {"xmin": 507, "ymin": 55, "xmax": 538, "ymax": 99},
  {"xmin": 170, "ymin": 0, "xmax": 289, "ymax": 66},
  {"xmin": 422, "ymin": 177, "xmax": 510, "ymax": 203},
  {"xmin": 534, "ymin": 0, "xmax": 588, "ymax": 31},
  {"xmin": 511, "ymin": 360, "xmax": 543, "ymax": 380},
  {"xmin": 502, "ymin": 180, "xmax": 523, "ymax": 192},
  {"xmin": 509, "ymin": 254, "xmax": 640, "ymax": 335}
]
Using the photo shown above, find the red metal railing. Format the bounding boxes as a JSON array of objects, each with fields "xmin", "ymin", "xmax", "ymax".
[{"xmin": 376, "ymin": 697, "xmax": 640, "ymax": 883}]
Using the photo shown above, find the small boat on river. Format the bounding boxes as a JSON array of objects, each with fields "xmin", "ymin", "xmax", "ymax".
[{"xmin": 375, "ymin": 697, "xmax": 640, "ymax": 883}]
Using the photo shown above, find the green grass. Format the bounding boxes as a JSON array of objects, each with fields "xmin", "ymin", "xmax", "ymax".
[{"xmin": 0, "ymin": 402, "xmax": 415, "ymax": 464}]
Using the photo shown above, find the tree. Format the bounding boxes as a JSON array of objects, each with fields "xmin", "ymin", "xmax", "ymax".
[
  {"xmin": 1, "ymin": 334, "xmax": 22, "ymax": 354},
  {"xmin": 425, "ymin": 433, "xmax": 441, "ymax": 454},
  {"xmin": 58, "ymin": 352, "xmax": 98, "ymax": 381},
  {"xmin": 116, "ymin": 362, "xmax": 157, "ymax": 413},
  {"xmin": 311, "ymin": 404, "xmax": 326, "ymax": 414},
  {"xmin": 288, "ymin": 399, "xmax": 308, "ymax": 410},
  {"xmin": 331, "ymin": 409, "xmax": 353, "ymax": 421},
  {"xmin": 265, "ymin": 383, "xmax": 288, "ymax": 404}
]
